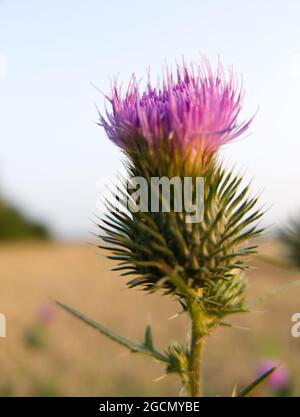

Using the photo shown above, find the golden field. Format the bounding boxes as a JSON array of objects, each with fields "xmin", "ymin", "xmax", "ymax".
[{"xmin": 0, "ymin": 240, "xmax": 300, "ymax": 396}]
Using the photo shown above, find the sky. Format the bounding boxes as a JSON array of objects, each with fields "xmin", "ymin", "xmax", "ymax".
[{"xmin": 0, "ymin": 0, "xmax": 300, "ymax": 239}]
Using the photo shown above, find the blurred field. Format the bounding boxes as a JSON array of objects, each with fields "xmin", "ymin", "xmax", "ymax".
[{"xmin": 0, "ymin": 240, "xmax": 300, "ymax": 396}]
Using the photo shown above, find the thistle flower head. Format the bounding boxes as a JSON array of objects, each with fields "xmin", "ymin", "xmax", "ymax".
[
  {"xmin": 98, "ymin": 57, "xmax": 262, "ymax": 333},
  {"xmin": 99, "ymin": 58, "xmax": 252, "ymax": 162}
]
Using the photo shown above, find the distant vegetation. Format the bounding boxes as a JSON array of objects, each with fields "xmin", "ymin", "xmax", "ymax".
[{"xmin": 0, "ymin": 198, "xmax": 50, "ymax": 241}]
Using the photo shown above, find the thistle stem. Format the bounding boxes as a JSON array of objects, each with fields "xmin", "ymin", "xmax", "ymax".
[
  {"xmin": 186, "ymin": 301, "xmax": 206, "ymax": 397},
  {"xmin": 188, "ymin": 328, "xmax": 205, "ymax": 396}
]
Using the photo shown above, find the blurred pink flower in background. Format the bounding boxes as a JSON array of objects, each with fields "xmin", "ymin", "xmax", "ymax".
[
  {"xmin": 37, "ymin": 303, "xmax": 57, "ymax": 325},
  {"xmin": 257, "ymin": 359, "xmax": 290, "ymax": 390}
]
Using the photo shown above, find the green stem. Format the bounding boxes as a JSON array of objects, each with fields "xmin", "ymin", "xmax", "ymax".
[
  {"xmin": 188, "ymin": 328, "xmax": 205, "ymax": 396},
  {"xmin": 186, "ymin": 299, "xmax": 206, "ymax": 397}
]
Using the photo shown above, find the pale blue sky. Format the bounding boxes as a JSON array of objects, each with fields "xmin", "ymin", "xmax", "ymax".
[{"xmin": 0, "ymin": 0, "xmax": 300, "ymax": 238}]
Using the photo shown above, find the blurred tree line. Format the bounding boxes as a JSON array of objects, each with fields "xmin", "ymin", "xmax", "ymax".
[{"xmin": 0, "ymin": 196, "xmax": 50, "ymax": 241}]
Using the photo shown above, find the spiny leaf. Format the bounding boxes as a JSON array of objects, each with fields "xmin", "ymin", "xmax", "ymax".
[
  {"xmin": 56, "ymin": 301, "xmax": 168, "ymax": 363},
  {"xmin": 238, "ymin": 366, "xmax": 276, "ymax": 397}
]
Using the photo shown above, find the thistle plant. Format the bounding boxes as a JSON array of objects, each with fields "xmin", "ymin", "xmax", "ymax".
[{"xmin": 58, "ymin": 58, "xmax": 275, "ymax": 397}]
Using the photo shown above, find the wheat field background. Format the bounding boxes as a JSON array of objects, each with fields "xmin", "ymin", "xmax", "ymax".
[{"xmin": 0, "ymin": 240, "xmax": 299, "ymax": 396}]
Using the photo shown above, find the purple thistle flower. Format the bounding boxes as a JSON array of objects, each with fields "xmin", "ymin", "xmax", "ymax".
[
  {"xmin": 99, "ymin": 58, "xmax": 252, "ymax": 159},
  {"xmin": 257, "ymin": 359, "xmax": 290, "ymax": 390}
]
